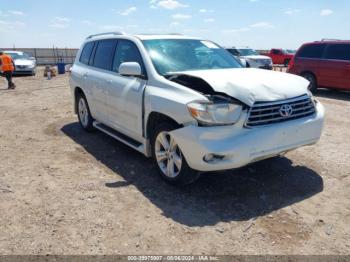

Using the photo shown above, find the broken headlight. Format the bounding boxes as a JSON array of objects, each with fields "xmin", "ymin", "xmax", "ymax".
[{"xmin": 187, "ymin": 101, "xmax": 243, "ymax": 126}]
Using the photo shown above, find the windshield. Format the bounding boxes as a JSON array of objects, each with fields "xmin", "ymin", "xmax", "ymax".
[
  {"xmin": 237, "ymin": 49, "xmax": 259, "ymax": 56},
  {"xmin": 142, "ymin": 39, "xmax": 242, "ymax": 75},
  {"xmin": 6, "ymin": 52, "xmax": 30, "ymax": 60}
]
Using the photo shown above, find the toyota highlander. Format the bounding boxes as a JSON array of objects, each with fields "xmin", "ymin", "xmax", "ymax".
[{"xmin": 70, "ymin": 33, "xmax": 324, "ymax": 185}]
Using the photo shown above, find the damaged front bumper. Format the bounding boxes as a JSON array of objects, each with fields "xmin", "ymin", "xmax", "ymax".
[{"xmin": 170, "ymin": 102, "xmax": 324, "ymax": 172}]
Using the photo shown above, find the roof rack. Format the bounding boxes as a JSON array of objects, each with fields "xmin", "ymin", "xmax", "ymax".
[
  {"xmin": 136, "ymin": 33, "xmax": 183, "ymax": 36},
  {"xmin": 321, "ymin": 38, "xmax": 342, "ymax": 41},
  {"xmin": 86, "ymin": 32, "xmax": 125, "ymax": 39}
]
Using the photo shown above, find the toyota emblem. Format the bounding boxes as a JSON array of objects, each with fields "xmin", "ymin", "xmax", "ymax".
[{"xmin": 279, "ymin": 104, "xmax": 293, "ymax": 117}]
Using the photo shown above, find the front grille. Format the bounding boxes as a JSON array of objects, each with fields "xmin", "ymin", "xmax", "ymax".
[{"xmin": 246, "ymin": 95, "xmax": 316, "ymax": 127}]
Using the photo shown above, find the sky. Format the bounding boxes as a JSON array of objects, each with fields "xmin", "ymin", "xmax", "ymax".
[{"xmin": 0, "ymin": 0, "xmax": 349, "ymax": 49}]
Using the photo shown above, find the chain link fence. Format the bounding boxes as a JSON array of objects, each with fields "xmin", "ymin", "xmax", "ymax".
[{"xmin": 0, "ymin": 48, "xmax": 79, "ymax": 65}]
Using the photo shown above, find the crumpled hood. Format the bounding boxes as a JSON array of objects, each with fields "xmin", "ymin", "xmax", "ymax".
[
  {"xmin": 14, "ymin": 59, "xmax": 35, "ymax": 66},
  {"xmin": 176, "ymin": 68, "xmax": 309, "ymax": 106}
]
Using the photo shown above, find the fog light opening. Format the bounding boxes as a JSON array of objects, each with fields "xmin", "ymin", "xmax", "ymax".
[{"xmin": 203, "ymin": 154, "xmax": 226, "ymax": 163}]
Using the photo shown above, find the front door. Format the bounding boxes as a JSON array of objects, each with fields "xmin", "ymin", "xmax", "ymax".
[{"xmin": 106, "ymin": 40, "xmax": 147, "ymax": 141}]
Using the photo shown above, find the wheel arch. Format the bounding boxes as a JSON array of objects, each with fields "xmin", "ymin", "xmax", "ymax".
[
  {"xmin": 300, "ymin": 70, "xmax": 318, "ymax": 83},
  {"xmin": 73, "ymin": 86, "xmax": 84, "ymax": 114},
  {"xmin": 146, "ymin": 112, "xmax": 182, "ymax": 140}
]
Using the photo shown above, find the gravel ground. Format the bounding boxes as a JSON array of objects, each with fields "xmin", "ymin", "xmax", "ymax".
[{"xmin": 0, "ymin": 68, "xmax": 349, "ymax": 255}]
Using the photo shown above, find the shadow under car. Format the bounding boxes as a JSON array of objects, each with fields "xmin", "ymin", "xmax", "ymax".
[{"xmin": 61, "ymin": 122, "xmax": 323, "ymax": 227}]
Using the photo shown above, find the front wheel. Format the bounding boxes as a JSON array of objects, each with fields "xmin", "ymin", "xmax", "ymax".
[{"xmin": 151, "ymin": 122, "xmax": 200, "ymax": 185}]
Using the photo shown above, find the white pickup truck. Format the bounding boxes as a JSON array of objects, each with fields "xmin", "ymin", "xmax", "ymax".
[{"xmin": 70, "ymin": 32, "xmax": 324, "ymax": 185}]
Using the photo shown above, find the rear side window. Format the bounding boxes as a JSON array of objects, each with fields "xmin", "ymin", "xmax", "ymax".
[
  {"xmin": 112, "ymin": 40, "xmax": 145, "ymax": 74},
  {"xmin": 297, "ymin": 44, "xmax": 326, "ymax": 59},
  {"xmin": 93, "ymin": 40, "xmax": 117, "ymax": 70},
  {"xmin": 79, "ymin": 42, "xmax": 94, "ymax": 65},
  {"xmin": 325, "ymin": 44, "xmax": 350, "ymax": 61}
]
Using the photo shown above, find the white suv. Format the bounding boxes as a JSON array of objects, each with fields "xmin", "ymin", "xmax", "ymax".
[
  {"xmin": 226, "ymin": 47, "xmax": 273, "ymax": 70},
  {"xmin": 70, "ymin": 32, "xmax": 324, "ymax": 185}
]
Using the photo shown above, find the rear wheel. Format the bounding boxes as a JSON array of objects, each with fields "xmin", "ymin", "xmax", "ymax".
[
  {"xmin": 77, "ymin": 93, "xmax": 94, "ymax": 132},
  {"xmin": 302, "ymin": 73, "xmax": 318, "ymax": 93},
  {"xmin": 151, "ymin": 122, "xmax": 200, "ymax": 185}
]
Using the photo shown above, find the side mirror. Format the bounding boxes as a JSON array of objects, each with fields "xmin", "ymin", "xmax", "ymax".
[
  {"xmin": 119, "ymin": 62, "xmax": 142, "ymax": 77},
  {"xmin": 29, "ymin": 57, "xmax": 36, "ymax": 61}
]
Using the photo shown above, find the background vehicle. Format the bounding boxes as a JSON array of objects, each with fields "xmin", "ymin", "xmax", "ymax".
[
  {"xmin": 228, "ymin": 53, "xmax": 248, "ymax": 68},
  {"xmin": 263, "ymin": 48, "xmax": 294, "ymax": 66},
  {"xmin": 286, "ymin": 49, "xmax": 297, "ymax": 55},
  {"xmin": 4, "ymin": 51, "xmax": 37, "ymax": 76},
  {"xmin": 226, "ymin": 47, "xmax": 272, "ymax": 69},
  {"xmin": 70, "ymin": 32, "xmax": 324, "ymax": 185},
  {"xmin": 288, "ymin": 40, "xmax": 350, "ymax": 92}
]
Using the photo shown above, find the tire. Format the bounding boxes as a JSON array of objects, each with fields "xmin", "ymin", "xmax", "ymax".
[
  {"xmin": 77, "ymin": 92, "xmax": 95, "ymax": 132},
  {"xmin": 151, "ymin": 122, "xmax": 200, "ymax": 186},
  {"xmin": 284, "ymin": 59, "xmax": 291, "ymax": 67},
  {"xmin": 302, "ymin": 73, "xmax": 318, "ymax": 93}
]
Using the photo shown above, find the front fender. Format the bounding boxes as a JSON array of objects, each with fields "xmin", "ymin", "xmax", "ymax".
[
  {"xmin": 144, "ymin": 84, "xmax": 206, "ymax": 126},
  {"xmin": 143, "ymin": 84, "xmax": 204, "ymax": 157}
]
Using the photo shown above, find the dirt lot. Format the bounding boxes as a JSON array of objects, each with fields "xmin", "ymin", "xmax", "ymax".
[{"xmin": 0, "ymin": 68, "xmax": 349, "ymax": 255}]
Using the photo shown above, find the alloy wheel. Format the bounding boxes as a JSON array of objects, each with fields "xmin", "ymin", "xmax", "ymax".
[
  {"xmin": 155, "ymin": 131, "xmax": 183, "ymax": 178},
  {"xmin": 78, "ymin": 98, "xmax": 89, "ymax": 127}
]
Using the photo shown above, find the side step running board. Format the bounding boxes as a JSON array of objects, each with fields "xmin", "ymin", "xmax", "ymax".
[{"xmin": 93, "ymin": 121, "xmax": 145, "ymax": 154}]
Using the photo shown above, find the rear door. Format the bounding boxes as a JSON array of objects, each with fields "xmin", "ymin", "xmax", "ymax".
[
  {"xmin": 74, "ymin": 41, "xmax": 97, "ymax": 115},
  {"xmin": 88, "ymin": 39, "xmax": 118, "ymax": 122},
  {"xmin": 321, "ymin": 43, "xmax": 350, "ymax": 90}
]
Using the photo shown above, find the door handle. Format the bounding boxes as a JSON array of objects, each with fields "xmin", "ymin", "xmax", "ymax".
[
  {"xmin": 106, "ymin": 79, "xmax": 113, "ymax": 84},
  {"xmin": 83, "ymin": 73, "xmax": 89, "ymax": 78}
]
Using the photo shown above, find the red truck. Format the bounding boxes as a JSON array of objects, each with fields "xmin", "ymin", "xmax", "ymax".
[{"xmin": 262, "ymin": 49, "xmax": 295, "ymax": 66}]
